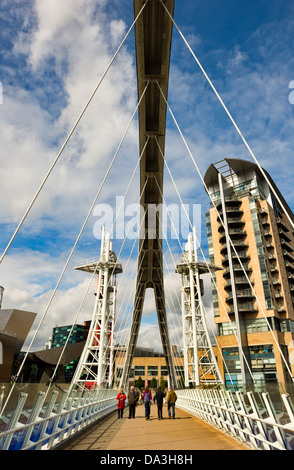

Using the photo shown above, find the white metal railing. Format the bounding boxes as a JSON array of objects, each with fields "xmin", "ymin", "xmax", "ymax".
[
  {"xmin": 176, "ymin": 389, "xmax": 294, "ymax": 450},
  {"xmin": 0, "ymin": 387, "xmax": 117, "ymax": 450}
]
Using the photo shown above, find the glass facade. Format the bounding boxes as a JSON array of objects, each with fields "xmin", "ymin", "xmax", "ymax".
[
  {"xmin": 223, "ymin": 344, "xmax": 277, "ymax": 388},
  {"xmin": 51, "ymin": 324, "xmax": 86, "ymax": 382}
]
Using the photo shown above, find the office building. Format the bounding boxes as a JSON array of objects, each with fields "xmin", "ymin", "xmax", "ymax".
[{"xmin": 204, "ymin": 158, "xmax": 294, "ymax": 390}]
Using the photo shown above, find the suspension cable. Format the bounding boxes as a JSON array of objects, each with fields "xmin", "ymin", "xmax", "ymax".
[
  {"xmin": 152, "ymin": 154, "xmax": 243, "ymax": 388},
  {"xmin": 0, "ymin": 84, "xmax": 149, "ymax": 416},
  {"xmin": 160, "ymin": 0, "xmax": 294, "ymax": 233},
  {"xmin": 154, "ymin": 89, "xmax": 294, "ymax": 383},
  {"xmin": 46, "ymin": 140, "xmax": 150, "ymax": 398},
  {"xmin": 0, "ymin": 0, "xmax": 149, "ymax": 265}
]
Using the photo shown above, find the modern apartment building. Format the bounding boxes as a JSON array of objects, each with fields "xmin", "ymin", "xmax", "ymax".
[{"xmin": 204, "ymin": 158, "xmax": 294, "ymax": 391}]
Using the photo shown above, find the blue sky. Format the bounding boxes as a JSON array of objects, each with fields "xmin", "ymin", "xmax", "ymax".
[{"xmin": 0, "ymin": 0, "xmax": 294, "ymax": 351}]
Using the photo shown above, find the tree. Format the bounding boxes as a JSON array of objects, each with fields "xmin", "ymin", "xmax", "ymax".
[
  {"xmin": 135, "ymin": 376, "xmax": 144, "ymax": 389},
  {"xmin": 150, "ymin": 377, "xmax": 157, "ymax": 389},
  {"xmin": 160, "ymin": 376, "xmax": 166, "ymax": 391}
]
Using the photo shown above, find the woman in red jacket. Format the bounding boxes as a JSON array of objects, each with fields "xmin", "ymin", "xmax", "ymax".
[{"xmin": 116, "ymin": 389, "xmax": 126, "ymax": 419}]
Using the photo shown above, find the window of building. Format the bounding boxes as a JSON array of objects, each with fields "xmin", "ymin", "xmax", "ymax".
[
  {"xmin": 219, "ymin": 321, "xmax": 236, "ymax": 336},
  {"xmin": 147, "ymin": 366, "xmax": 158, "ymax": 376},
  {"xmin": 134, "ymin": 366, "xmax": 145, "ymax": 376},
  {"xmin": 223, "ymin": 347, "xmax": 241, "ymax": 372},
  {"xmin": 249, "ymin": 345, "xmax": 276, "ymax": 371},
  {"xmin": 160, "ymin": 366, "xmax": 168, "ymax": 376},
  {"xmin": 246, "ymin": 318, "xmax": 269, "ymax": 333}
]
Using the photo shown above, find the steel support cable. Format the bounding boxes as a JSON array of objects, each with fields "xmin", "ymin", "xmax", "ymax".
[
  {"xmin": 160, "ymin": 0, "xmax": 294, "ymax": 233},
  {"xmin": 157, "ymin": 212, "xmax": 231, "ymax": 388},
  {"xmin": 154, "ymin": 134, "xmax": 255, "ymax": 384},
  {"xmin": 148, "ymin": 261, "xmax": 181, "ymax": 389},
  {"xmin": 58, "ymin": 128, "xmax": 150, "ymax": 394},
  {"xmin": 110, "ymin": 208, "xmax": 149, "ymax": 384},
  {"xmin": 109, "ymin": 268, "xmax": 146, "ymax": 389},
  {"xmin": 155, "ymin": 86, "xmax": 294, "ymax": 384},
  {"xmin": 0, "ymin": 0, "xmax": 149, "ymax": 265},
  {"xmin": 0, "ymin": 86, "xmax": 149, "ymax": 417},
  {"xmin": 118, "ymin": 268, "xmax": 146, "ymax": 390},
  {"xmin": 154, "ymin": 248, "xmax": 188, "ymax": 384},
  {"xmin": 72, "ymin": 183, "xmax": 149, "ymax": 391},
  {"xmin": 47, "ymin": 141, "xmax": 150, "ymax": 398},
  {"xmin": 157, "ymin": 211, "xmax": 231, "ymax": 388},
  {"xmin": 153, "ymin": 138, "xmax": 248, "ymax": 387},
  {"xmin": 107, "ymin": 207, "xmax": 150, "ymax": 381}
]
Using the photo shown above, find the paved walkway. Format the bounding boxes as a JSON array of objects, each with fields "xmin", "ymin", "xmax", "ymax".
[{"xmin": 57, "ymin": 403, "xmax": 248, "ymax": 451}]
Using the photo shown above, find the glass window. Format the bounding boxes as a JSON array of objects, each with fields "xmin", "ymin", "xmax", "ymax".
[
  {"xmin": 134, "ymin": 366, "xmax": 145, "ymax": 376},
  {"xmin": 160, "ymin": 366, "xmax": 168, "ymax": 376},
  {"xmin": 147, "ymin": 366, "xmax": 158, "ymax": 376}
]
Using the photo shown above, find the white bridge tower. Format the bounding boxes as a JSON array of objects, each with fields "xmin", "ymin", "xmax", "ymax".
[
  {"xmin": 71, "ymin": 229, "xmax": 122, "ymax": 390},
  {"xmin": 176, "ymin": 228, "xmax": 224, "ymax": 388}
]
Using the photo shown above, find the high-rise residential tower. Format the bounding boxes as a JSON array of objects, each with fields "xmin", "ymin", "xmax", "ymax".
[{"xmin": 204, "ymin": 158, "xmax": 294, "ymax": 390}]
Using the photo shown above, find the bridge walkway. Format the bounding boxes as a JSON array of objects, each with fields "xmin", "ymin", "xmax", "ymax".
[{"xmin": 56, "ymin": 403, "xmax": 248, "ymax": 451}]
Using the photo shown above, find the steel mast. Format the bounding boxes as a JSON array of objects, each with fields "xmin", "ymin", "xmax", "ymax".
[
  {"xmin": 176, "ymin": 228, "xmax": 224, "ymax": 388},
  {"xmin": 70, "ymin": 228, "xmax": 122, "ymax": 390}
]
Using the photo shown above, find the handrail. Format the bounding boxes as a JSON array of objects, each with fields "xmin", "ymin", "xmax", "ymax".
[
  {"xmin": 176, "ymin": 389, "xmax": 294, "ymax": 450},
  {"xmin": 0, "ymin": 387, "xmax": 117, "ymax": 450}
]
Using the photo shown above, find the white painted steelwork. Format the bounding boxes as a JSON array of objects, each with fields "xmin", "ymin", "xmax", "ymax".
[
  {"xmin": 176, "ymin": 388, "xmax": 294, "ymax": 450},
  {"xmin": 0, "ymin": 388, "xmax": 116, "ymax": 450},
  {"xmin": 70, "ymin": 228, "xmax": 122, "ymax": 390},
  {"xmin": 176, "ymin": 229, "xmax": 223, "ymax": 388}
]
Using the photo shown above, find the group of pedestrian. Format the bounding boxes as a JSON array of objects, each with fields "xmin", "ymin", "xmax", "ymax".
[{"xmin": 116, "ymin": 386, "xmax": 177, "ymax": 421}]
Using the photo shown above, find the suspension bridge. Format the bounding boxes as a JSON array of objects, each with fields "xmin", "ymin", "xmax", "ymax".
[{"xmin": 1, "ymin": 0, "xmax": 294, "ymax": 452}]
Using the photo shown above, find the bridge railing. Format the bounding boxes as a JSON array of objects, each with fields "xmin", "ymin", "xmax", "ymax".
[
  {"xmin": 176, "ymin": 388, "xmax": 294, "ymax": 450},
  {"xmin": 0, "ymin": 386, "xmax": 117, "ymax": 450}
]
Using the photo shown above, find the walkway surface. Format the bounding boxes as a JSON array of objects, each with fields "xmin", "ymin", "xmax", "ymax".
[{"xmin": 56, "ymin": 403, "xmax": 248, "ymax": 451}]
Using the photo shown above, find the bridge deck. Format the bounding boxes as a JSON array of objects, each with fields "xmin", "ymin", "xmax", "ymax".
[{"xmin": 56, "ymin": 403, "xmax": 248, "ymax": 451}]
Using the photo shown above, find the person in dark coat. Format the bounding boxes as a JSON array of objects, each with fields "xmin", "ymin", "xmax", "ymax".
[
  {"xmin": 128, "ymin": 386, "xmax": 139, "ymax": 419},
  {"xmin": 153, "ymin": 386, "xmax": 166, "ymax": 420},
  {"xmin": 143, "ymin": 387, "xmax": 152, "ymax": 420}
]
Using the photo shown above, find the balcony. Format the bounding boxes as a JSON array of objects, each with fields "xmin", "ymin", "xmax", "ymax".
[
  {"xmin": 226, "ymin": 290, "xmax": 254, "ymax": 304},
  {"xmin": 283, "ymin": 250, "xmax": 294, "ymax": 262},
  {"xmin": 279, "ymin": 228, "xmax": 292, "ymax": 243},
  {"xmin": 222, "ymin": 251, "xmax": 250, "ymax": 267},
  {"xmin": 224, "ymin": 277, "xmax": 253, "ymax": 291},
  {"xmin": 285, "ymin": 261, "xmax": 294, "ymax": 272},
  {"xmin": 223, "ymin": 264, "xmax": 252, "ymax": 278},
  {"xmin": 229, "ymin": 303, "xmax": 258, "ymax": 314},
  {"xmin": 277, "ymin": 218, "xmax": 289, "ymax": 232},
  {"xmin": 274, "ymin": 291, "xmax": 283, "ymax": 300},
  {"xmin": 219, "ymin": 228, "xmax": 247, "ymax": 243},
  {"xmin": 263, "ymin": 229, "xmax": 272, "ymax": 238},
  {"xmin": 220, "ymin": 240, "xmax": 248, "ymax": 255},
  {"xmin": 281, "ymin": 239, "xmax": 294, "ymax": 252}
]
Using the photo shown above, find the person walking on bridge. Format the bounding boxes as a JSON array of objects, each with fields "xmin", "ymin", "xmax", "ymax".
[
  {"xmin": 167, "ymin": 387, "xmax": 177, "ymax": 419},
  {"xmin": 153, "ymin": 386, "xmax": 166, "ymax": 420},
  {"xmin": 128, "ymin": 386, "xmax": 139, "ymax": 419},
  {"xmin": 143, "ymin": 387, "xmax": 152, "ymax": 420},
  {"xmin": 116, "ymin": 389, "xmax": 126, "ymax": 419}
]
